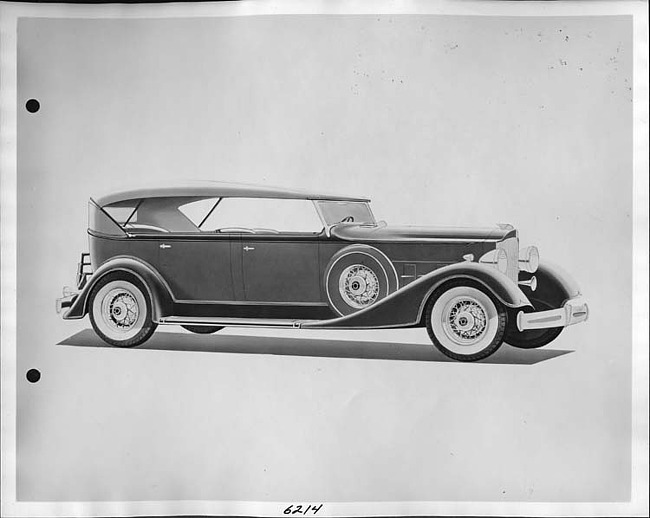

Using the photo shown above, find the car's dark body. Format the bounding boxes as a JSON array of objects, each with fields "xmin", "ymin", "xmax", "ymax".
[{"xmin": 57, "ymin": 183, "xmax": 588, "ymax": 360}]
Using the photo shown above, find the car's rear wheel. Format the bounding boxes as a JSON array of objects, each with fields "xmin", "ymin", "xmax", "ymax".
[
  {"xmin": 182, "ymin": 325, "xmax": 223, "ymax": 335},
  {"xmin": 504, "ymin": 298, "xmax": 563, "ymax": 349},
  {"xmin": 325, "ymin": 247, "xmax": 396, "ymax": 316},
  {"xmin": 89, "ymin": 273, "xmax": 157, "ymax": 347},
  {"xmin": 425, "ymin": 280, "xmax": 507, "ymax": 362}
]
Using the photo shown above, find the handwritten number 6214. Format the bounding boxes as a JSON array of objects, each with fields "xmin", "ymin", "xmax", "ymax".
[{"xmin": 283, "ymin": 504, "xmax": 323, "ymax": 515}]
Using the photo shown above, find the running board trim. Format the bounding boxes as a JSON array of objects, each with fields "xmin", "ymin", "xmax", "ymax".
[{"xmin": 158, "ymin": 316, "xmax": 315, "ymax": 329}]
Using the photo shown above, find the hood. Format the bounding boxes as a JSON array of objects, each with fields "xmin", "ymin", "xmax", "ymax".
[{"xmin": 330, "ymin": 223, "xmax": 514, "ymax": 243}]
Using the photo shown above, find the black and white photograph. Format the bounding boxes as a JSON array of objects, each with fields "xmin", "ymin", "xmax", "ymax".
[{"xmin": 0, "ymin": 1, "xmax": 648, "ymax": 516}]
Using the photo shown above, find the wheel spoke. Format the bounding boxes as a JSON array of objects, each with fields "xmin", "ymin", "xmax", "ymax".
[
  {"xmin": 106, "ymin": 290, "xmax": 139, "ymax": 330},
  {"xmin": 447, "ymin": 298, "xmax": 487, "ymax": 342},
  {"xmin": 339, "ymin": 264, "xmax": 380, "ymax": 309}
]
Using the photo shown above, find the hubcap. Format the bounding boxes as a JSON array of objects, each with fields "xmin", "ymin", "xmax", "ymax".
[
  {"xmin": 102, "ymin": 289, "xmax": 139, "ymax": 331},
  {"xmin": 339, "ymin": 264, "xmax": 380, "ymax": 309},
  {"xmin": 445, "ymin": 298, "xmax": 488, "ymax": 344}
]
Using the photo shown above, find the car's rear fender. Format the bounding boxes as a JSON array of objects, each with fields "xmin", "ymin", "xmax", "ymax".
[
  {"xmin": 62, "ymin": 256, "xmax": 173, "ymax": 322},
  {"xmin": 304, "ymin": 262, "xmax": 532, "ymax": 329}
]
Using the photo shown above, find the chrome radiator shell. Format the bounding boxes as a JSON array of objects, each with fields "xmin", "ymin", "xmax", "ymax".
[{"xmin": 496, "ymin": 236, "xmax": 520, "ymax": 283}]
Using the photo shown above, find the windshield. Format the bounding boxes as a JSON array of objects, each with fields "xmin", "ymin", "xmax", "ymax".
[{"xmin": 316, "ymin": 201, "xmax": 376, "ymax": 226}]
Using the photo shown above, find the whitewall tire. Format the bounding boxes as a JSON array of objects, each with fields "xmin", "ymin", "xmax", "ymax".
[
  {"xmin": 89, "ymin": 273, "xmax": 157, "ymax": 347},
  {"xmin": 425, "ymin": 280, "xmax": 507, "ymax": 362}
]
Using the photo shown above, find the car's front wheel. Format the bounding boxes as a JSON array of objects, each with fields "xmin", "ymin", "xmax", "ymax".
[
  {"xmin": 425, "ymin": 280, "xmax": 507, "ymax": 362},
  {"xmin": 89, "ymin": 273, "xmax": 157, "ymax": 347}
]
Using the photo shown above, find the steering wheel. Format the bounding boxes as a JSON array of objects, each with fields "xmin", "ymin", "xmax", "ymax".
[{"xmin": 339, "ymin": 216, "xmax": 355, "ymax": 223}]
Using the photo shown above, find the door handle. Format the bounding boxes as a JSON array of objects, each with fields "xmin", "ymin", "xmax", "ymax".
[
  {"xmin": 243, "ymin": 246, "xmax": 255, "ymax": 251},
  {"xmin": 160, "ymin": 244, "xmax": 172, "ymax": 249}
]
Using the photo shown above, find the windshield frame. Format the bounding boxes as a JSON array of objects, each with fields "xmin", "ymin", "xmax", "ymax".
[{"xmin": 313, "ymin": 200, "xmax": 377, "ymax": 229}]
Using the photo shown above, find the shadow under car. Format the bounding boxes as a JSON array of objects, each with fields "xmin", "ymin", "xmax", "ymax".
[{"xmin": 57, "ymin": 329, "xmax": 573, "ymax": 365}]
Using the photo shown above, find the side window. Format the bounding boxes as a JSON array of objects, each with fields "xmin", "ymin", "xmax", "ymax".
[
  {"xmin": 201, "ymin": 198, "xmax": 324, "ymax": 234},
  {"xmin": 178, "ymin": 198, "xmax": 219, "ymax": 228},
  {"xmin": 103, "ymin": 200, "xmax": 138, "ymax": 225},
  {"xmin": 89, "ymin": 201, "xmax": 126, "ymax": 236},
  {"xmin": 104, "ymin": 197, "xmax": 202, "ymax": 234}
]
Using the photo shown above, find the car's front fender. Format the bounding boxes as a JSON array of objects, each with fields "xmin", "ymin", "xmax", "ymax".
[
  {"xmin": 62, "ymin": 256, "xmax": 173, "ymax": 322},
  {"xmin": 526, "ymin": 260, "xmax": 582, "ymax": 306},
  {"xmin": 304, "ymin": 262, "xmax": 532, "ymax": 330}
]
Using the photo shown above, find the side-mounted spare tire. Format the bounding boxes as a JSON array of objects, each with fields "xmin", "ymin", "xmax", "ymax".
[{"xmin": 324, "ymin": 245, "xmax": 398, "ymax": 316}]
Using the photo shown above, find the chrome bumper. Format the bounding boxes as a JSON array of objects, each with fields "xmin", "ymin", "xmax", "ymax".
[
  {"xmin": 55, "ymin": 287, "xmax": 78, "ymax": 315},
  {"xmin": 517, "ymin": 295, "xmax": 589, "ymax": 332}
]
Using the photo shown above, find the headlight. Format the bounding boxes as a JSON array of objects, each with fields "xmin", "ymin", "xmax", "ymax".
[
  {"xmin": 519, "ymin": 246, "xmax": 539, "ymax": 273},
  {"xmin": 479, "ymin": 248, "xmax": 508, "ymax": 274}
]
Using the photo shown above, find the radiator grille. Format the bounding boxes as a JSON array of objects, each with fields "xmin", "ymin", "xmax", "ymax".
[{"xmin": 497, "ymin": 237, "xmax": 519, "ymax": 282}]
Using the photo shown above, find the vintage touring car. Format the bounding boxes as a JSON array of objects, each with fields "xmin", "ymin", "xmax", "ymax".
[{"xmin": 56, "ymin": 183, "xmax": 588, "ymax": 362}]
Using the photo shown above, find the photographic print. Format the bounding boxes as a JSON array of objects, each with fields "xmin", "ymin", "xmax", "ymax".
[{"xmin": 1, "ymin": 1, "xmax": 647, "ymax": 516}]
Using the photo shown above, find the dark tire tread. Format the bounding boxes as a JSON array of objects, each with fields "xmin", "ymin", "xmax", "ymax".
[{"xmin": 504, "ymin": 298, "xmax": 563, "ymax": 349}]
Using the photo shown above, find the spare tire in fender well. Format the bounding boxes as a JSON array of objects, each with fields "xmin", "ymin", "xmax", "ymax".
[{"xmin": 323, "ymin": 244, "xmax": 399, "ymax": 316}]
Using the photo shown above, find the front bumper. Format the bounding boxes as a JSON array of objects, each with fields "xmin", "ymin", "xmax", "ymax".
[{"xmin": 517, "ymin": 295, "xmax": 589, "ymax": 332}]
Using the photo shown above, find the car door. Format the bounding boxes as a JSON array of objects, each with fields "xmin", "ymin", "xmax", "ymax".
[
  {"xmin": 126, "ymin": 197, "xmax": 235, "ymax": 302},
  {"xmin": 198, "ymin": 196, "xmax": 326, "ymax": 304},
  {"xmin": 157, "ymin": 235, "xmax": 235, "ymax": 301},
  {"xmin": 99, "ymin": 196, "xmax": 236, "ymax": 303},
  {"xmin": 240, "ymin": 234, "xmax": 321, "ymax": 303}
]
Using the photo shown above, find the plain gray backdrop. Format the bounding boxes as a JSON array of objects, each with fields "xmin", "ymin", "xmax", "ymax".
[{"xmin": 17, "ymin": 14, "xmax": 632, "ymax": 502}]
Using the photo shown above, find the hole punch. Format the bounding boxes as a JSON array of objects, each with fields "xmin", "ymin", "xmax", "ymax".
[
  {"xmin": 26, "ymin": 369, "xmax": 41, "ymax": 383},
  {"xmin": 25, "ymin": 99, "xmax": 40, "ymax": 113}
]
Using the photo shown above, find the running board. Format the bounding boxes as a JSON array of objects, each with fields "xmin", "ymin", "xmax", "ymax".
[{"xmin": 158, "ymin": 316, "xmax": 316, "ymax": 329}]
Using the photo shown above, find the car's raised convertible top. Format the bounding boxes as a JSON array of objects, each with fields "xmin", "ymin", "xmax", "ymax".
[{"xmin": 94, "ymin": 182, "xmax": 370, "ymax": 207}]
